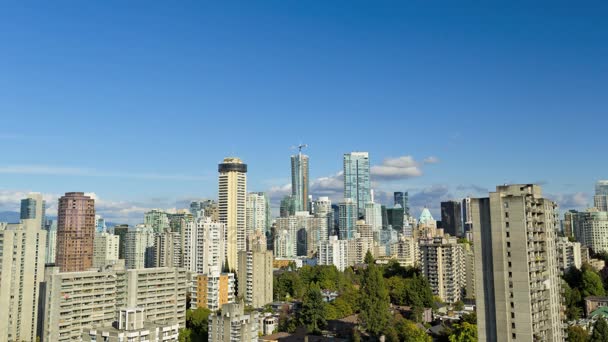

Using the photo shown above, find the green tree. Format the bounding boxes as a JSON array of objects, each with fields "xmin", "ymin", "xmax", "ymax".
[
  {"xmin": 453, "ymin": 300, "xmax": 465, "ymax": 311},
  {"xmin": 185, "ymin": 307, "xmax": 211, "ymax": 341},
  {"xmin": 359, "ymin": 263, "xmax": 391, "ymax": 337},
  {"xmin": 178, "ymin": 328, "xmax": 192, "ymax": 342},
  {"xmin": 300, "ymin": 282, "xmax": 327, "ymax": 334},
  {"xmin": 396, "ymin": 318, "xmax": 432, "ymax": 342},
  {"xmin": 461, "ymin": 312, "xmax": 477, "ymax": 325},
  {"xmin": 448, "ymin": 322, "xmax": 478, "ymax": 342},
  {"xmin": 364, "ymin": 250, "xmax": 375, "ymax": 264},
  {"xmin": 591, "ymin": 317, "xmax": 608, "ymax": 342},
  {"xmin": 582, "ymin": 270, "xmax": 606, "ymax": 297},
  {"xmin": 567, "ymin": 325, "xmax": 589, "ymax": 342}
]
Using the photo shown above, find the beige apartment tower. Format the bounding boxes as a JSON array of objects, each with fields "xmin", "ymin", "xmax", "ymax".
[
  {"xmin": 218, "ymin": 157, "xmax": 247, "ymax": 271},
  {"xmin": 237, "ymin": 247, "xmax": 273, "ymax": 308},
  {"xmin": 0, "ymin": 193, "xmax": 47, "ymax": 342},
  {"xmin": 56, "ymin": 192, "xmax": 96, "ymax": 272},
  {"xmin": 472, "ymin": 184, "xmax": 563, "ymax": 342}
]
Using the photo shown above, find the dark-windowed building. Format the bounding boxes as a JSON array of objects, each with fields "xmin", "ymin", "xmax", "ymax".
[{"xmin": 440, "ymin": 201, "xmax": 463, "ymax": 237}]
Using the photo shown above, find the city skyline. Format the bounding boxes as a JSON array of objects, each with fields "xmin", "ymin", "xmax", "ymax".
[{"xmin": 0, "ymin": 2, "xmax": 606, "ymax": 223}]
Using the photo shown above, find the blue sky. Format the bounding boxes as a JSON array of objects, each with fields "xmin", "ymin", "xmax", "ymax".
[{"xmin": 0, "ymin": 1, "xmax": 606, "ymax": 223}]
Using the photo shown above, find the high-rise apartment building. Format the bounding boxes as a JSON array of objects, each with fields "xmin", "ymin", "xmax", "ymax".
[
  {"xmin": 555, "ymin": 237, "xmax": 582, "ymax": 273},
  {"xmin": 280, "ymin": 195, "xmax": 296, "ymax": 218},
  {"xmin": 364, "ymin": 201, "xmax": 383, "ymax": 237},
  {"xmin": 318, "ymin": 236, "xmax": 349, "ymax": 271},
  {"xmin": 347, "ymin": 233, "xmax": 374, "ymax": 266},
  {"xmin": 191, "ymin": 267, "xmax": 235, "ymax": 311},
  {"xmin": 594, "ymin": 180, "xmax": 608, "ymax": 211},
  {"xmin": 144, "ymin": 209, "xmax": 170, "ymax": 233},
  {"xmin": 562, "ymin": 209, "xmax": 577, "ymax": 238},
  {"xmin": 419, "ymin": 235, "xmax": 465, "ymax": 303},
  {"xmin": 313, "ymin": 196, "xmax": 334, "ymax": 238},
  {"xmin": 472, "ymin": 184, "xmax": 563, "ymax": 342},
  {"xmin": 274, "ymin": 212, "xmax": 328, "ymax": 258},
  {"xmin": 208, "ymin": 302, "xmax": 258, "ymax": 342},
  {"xmin": 237, "ymin": 247, "xmax": 273, "ymax": 308},
  {"xmin": 113, "ymin": 224, "xmax": 130, "ymax": 259},
  {"xmin": 124, "ymin": 225, "xmax": 155, "ymax": 269},
  {"xmin": 56, "ymin": 192, "xmax": 96, "ymax": 272},
  {"xmin": 41, "ymin": 266, "xmax": 187, "ymax": 341},
  {"xmin": 184, "ymin": 217, "xmax": 226, "ymax": 274},
  {"xmin": 571, "ymin": 208, "xmax": 608, "ymax": 253},
  {"xmin": 339, "ymin": 199, "xmax": 357, "ymax": 240},
  {"xmin": 0, "ymin": 194, "xmax": 47, "ymax": 342},
  {"xmin": 441, "ymin": 200, "xmax": 463, "ymax": 237},
  {"xmin": 246, "ymin": 192, "xmax": 270, "ymax": 240},
  {"xmin": 462, "ymin": 197, "xmax": 473, "ymax": 235},
  {"xmin": 95, "ymin": 215, "xmax": 107, "ymax": 233},
  {"xmin": 218, "ymin": 157, "xmax": 247, "ymax": 271},
  {"xmin": 93, "ymin": 231, "xmax": 120, "ymax": 268},
  {"xmin": 190, "ymin": 199, "xmax": 219, "ymax": 221},
  {"xmin": 291, "ymin": 152, "xmax": 309, "ymax": 212},
  {"xmin": 343, "ymin": 152, "xmax": 371, "ymax": 217},
  {"xmin": 154, "ymin": 230, "xmax": 181, "ymax": 267},
  {"xmin": 390, "ymin": 236, "xmax": 419, "ymax": 267}
]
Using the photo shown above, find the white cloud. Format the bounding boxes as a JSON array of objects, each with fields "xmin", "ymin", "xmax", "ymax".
[
  {"xmin": 423, "ymin": 156, "xmax": 440, "ymax": 164},
  {"xmin": 371, "ymin": 156, "xmax": 423, "ymax": 180}
]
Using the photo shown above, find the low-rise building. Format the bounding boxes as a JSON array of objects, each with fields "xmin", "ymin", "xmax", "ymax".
[
  {"xmin": 82, "ymin": 307, "xmax": 179, "ymax": 342},
  {"xmin": 208, "ymin": 302, "xmax": 258, "ymax": 342}
]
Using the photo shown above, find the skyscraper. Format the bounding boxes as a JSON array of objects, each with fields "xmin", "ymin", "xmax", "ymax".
[
  {"xmin": 0, "ymin": 194, "xmax": 47, "ymax": 342},
  {"xmin": 56, "ymin": 192, "xmax": 96, "ymax": 272},
  {"xmin": 393, "ymin": 191, "xmax": 410, "ymax": 217},
  {"xmin": 441, "ymin": 200, "xmax": 463, "ymax": 237},
  {"xmin": 343, "ymin": 152, "xmax": 371, "ymax": 217},
  {"xmin": 124, "ymin": 225, "xmax": 155, "ymax": 269},
  {"xmin": 594, "ymin": 180, "xmax": 608, "ymax": 211},
  {"xmin": 338, "ymin": 198, "xmax": 357, "ymax": 240},
  {"xmin": 20, "ymin": 192, "xmax": 46, "ymax": 229},
  {"xmin": 237, "ymin": 246, "xmax": 273, "ymax": 308},
  {"xmin": 291, "ymin": 152, "xmax": 309, "ymax": 212},
  {"xmin": 462, "ymin": 197, "xmax": 473, "ymax": 235},
  {"xmin": 218, "ymin": 157, "xmax": 247, "ymax": 271},
  {"xmin": 472, "ymin": 184, "xmax": 563, "ymax": 341},
  {"xmin": 246, "ymin": 192, "xmax": 270, "ymax": 239}
]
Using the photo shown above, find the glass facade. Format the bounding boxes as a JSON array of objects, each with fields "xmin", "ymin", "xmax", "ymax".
[{"xmin": 343, "ymin": 152, "xmax": 371, "ymax": 217}]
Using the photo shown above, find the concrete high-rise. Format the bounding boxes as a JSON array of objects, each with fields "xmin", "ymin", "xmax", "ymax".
[
  {"xmin": 208, "ymin": 302, "xmax": 258, "ymax": 342},
  {"xmin": 45, "ymin": 219, "xmax": 57, "ymax": 264},
  {"xmin": 291, "ymin": 152, "xmax": 309, "ymax": 212},
  {"xmin": 93, "ymin": 231, "xmax": 120, "ymax": 268},
  {"xmin": 472, "ymin": 184, "xmax": 563, "ymax": 342},
  {"xmin": 419, "ymin": 235, "xmax": 465, "ymax": 303},
  {"xmin": 0, "ymin": 194, "xmax": 47, "ymax": 342},
  {"xmin": 144, "ymin": 209, "xmax": 170, "ymax": 233},
  {"xmin": 191, "ymin": 266, "xmax": 235, "ymax": 311},
  {"xmin": 274, "ymin": 212, "xmax": 328, "ymax": 257},
  {"xmin": 343, "ymin": 152, "xmax": 371, "ymax": 217},
  {"xmin": 571, "ymin": 208, "xmax": 608, "ymax": 253},
  {"xmin": 462, "ymin": 197, "xmax": 473, "ymax": 235},
  {"xmin": 20, "ymin": 192, "xmax": 45, "ymax": 229},
  {"xmin": 154, "ymin": 230, "xmax": 182, "ymax": 267},
  {"xmin": 594, "ymin": 180, "xmax": 608, "ymax": 211},
  {"xmin": 218, "ymin": 157, "xmax": 247, "ymax": 271},
  {"xmin": 56, "ymin": 192, "xmax": 96, "ymax": 272},
  {"xmin": 124, "ymin": 225, "xmax": 155, "ymax": 269},
  {"xmin": 237, "ymin": 246, "xmax": 273, "ymax": 308},
  {"xmin": 184, "ymin": 217, "xmax": 226, "ymax": 274},
  {"xmin": 441, "ymin": 200, "xmax": 463, "ymax": 237},
  {"xmin": 318, "ymin": 236, "xmax": 349, "ymax": 271},
  {"xmin": 364, "ymin": 201, "xmax": 383, "ymax": 236}
]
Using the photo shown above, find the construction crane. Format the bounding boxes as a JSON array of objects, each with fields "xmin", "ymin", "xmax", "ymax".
[{"xmin": 291, "ymin": 143, "xmax": 308, "ymax": 154}]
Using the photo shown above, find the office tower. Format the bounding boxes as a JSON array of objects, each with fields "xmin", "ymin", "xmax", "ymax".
[
  {"xmin": 472, "ymin": 184, "xmax": 563, "ymax": 341},
  {"xmin": 45, "ymin": 219, "xmax": 57, "ymax": 264},
  {"xmin": 462, "ymin": 197, "xmax": 473, "ymax": 235},
  {"xmin": 393, "ymin": 191, "xmax": 410, "ymax": 216},
  {"xmin": 124, "ymin": 225, "xmax": 155, "ymax": 269},
  {"xmin": 184, "ymin": 217, "xmax": 226, "ymax": 274},
  {"xmin": 381, "ymin": 205, "xmax": 388, "ymax": 229},
  {"xmin": 339, "ymin": 198, "xmax": 358, "ymax": 240},
  {"xmin": 191, "ymin": 266, "xmax": 235, "ymax": 311},
  {"xmin": 144, "ymin": 209, "xmax": 170, "ymax": 233},
  {"xmin": 218, "ymin": 157, "xmax": 247, "ymax": 271},
  {"xmin": 41, "ymin": 266, "xmax": 187, "ymax": 341},
  {"xmin": 113, "ymin": 224, "xmax": 130, "ymax": 259},
  {"xmin": 274, "ymin": 212, "xmax": 328, "ymax": 257},
  {"xmin": 595, "ymin": 180, "xmax": 608, "ymax": 211},
  {"xmin": 562, "ymin": 210, "xmax": 577, "ymax": 238},
  {"xmin": 0, "ymin": 194, "xmax": 47, "ymax": 342},
  {"xmin": 82, "ymin": 308, "xmax": 180, "ymax": 342},
  {"xmin": 387, "ymin": 206, "xmax": 405, "ymax": 232},
  {"xmin": 20, "ymin": 192, "xmax": 45, "ymax": 229},
  {"xmin": 555, "ymin": 237, "xmax": 582, "ymax": 273},
  {"xmin": 154, "ymin": 230, "xmax": 181, "ymax": 267},
  {"xmin": 237, "ymin": 247, "xmax": 273, "ymax": 308},
  {"xmin": 208, "ymin": 302, "xmax": 259, "ymax": 342},
  {"xmin": 56, "ymin": 192, "xmax": 96, "ymax": 272},
  {"xmin": 343, "ymin": 152, "xmax": 371, "ymax": 217},
  {"xmin": 441, "ymin": 200, "xmax": 463, "ymax": 237},
  {"xmin": 418, "ymin": 235, "xmax": 465, "ymax": 303},
  {"xmin": 291, "ymin": 152, "xmax": 309, "ymax": 212},
  {"xmin": 246, "ymin": 192, "xmax": 270, "ymax": 240},
  {"xmin": 318, "ymin": 236, "xmax": 349, "ymax": 271},
  {"xmin": 280, "ymin": 195, "xmax": 295, "ymax": 218},
  {"xmin": 332, "ymin": 204, "xmax": 340, "ymax": 234},
  {"xmin": 93, "ymin": 231, "xmax": 120, "ymax": 268},
  {"xmin": 95, "ymin": 214, "xmax": 107, "ymax": 233},
  {"xmin": 390, "ymin": 236, "xmax": 418, "ymax": 267},
  {"xmin": 313, "ymin": 196, "xmax": 333, "ymax": 237},
  {"xmin": 571, "ymin": 208, "xmax": 608, "ymax": 253}
]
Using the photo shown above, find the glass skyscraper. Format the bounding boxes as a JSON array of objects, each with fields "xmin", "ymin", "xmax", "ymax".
[
  {"xmin": 291, "ymin": 153, "xmax": 309, "ymax": 212},
  {"xmin": 343, "ymin": 152, "xmax": 371, "ymax": 217},
  {"xmin": 394, "ymin": 191, "xmax": 410, "ymax": 217},
  {"xmin": 595, "ymin": 180, "xmax": 608, "ymax": 211},
  {"xmin": 20, "ymin": 194, "xmax": 45, "ymax": 230}
]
